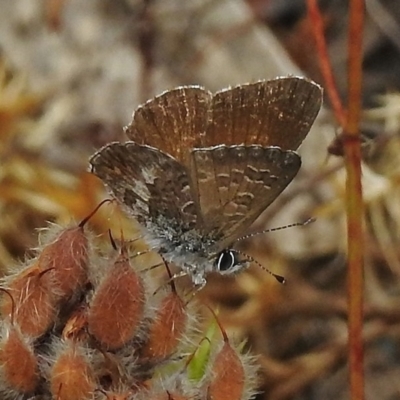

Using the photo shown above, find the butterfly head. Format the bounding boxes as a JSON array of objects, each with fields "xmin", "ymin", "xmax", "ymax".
[
  {"xmin": 214, "ymin": 249, "xmax": 249, "ymax": 275},
  {"xmin": 143, "ymin": 222, "xmax": 249, "ymax": 286},
  {"xmin": 187, "ymin": 248, "xmax": 250, "ymax": 288}
]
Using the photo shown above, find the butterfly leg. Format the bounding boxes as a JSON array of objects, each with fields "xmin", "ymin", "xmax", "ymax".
[
  {"xmin": 153, "ymin": 270, "xmax": 189, "ymax": 295},
  {"xmin": 193, "ymin": 277, "xmax": 206, "ymax": 291}
]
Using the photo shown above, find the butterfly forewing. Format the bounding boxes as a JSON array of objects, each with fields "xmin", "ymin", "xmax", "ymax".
[
  {"xmin": 90, "ymin": 142, "xmax": 199, "ymax": 230},
  {"xmin": 125, "ymin": 87, "xmax": 212, "ymax": 165},
  {"xmin": 191, "ymin": 145, "xmax": 301, "ymax": 251},
  {"xmin": 124, "ymin": 78, "xmax": 322, "ymax": 166},
  {"xmin": 207, "ymin": 77, "xmax": 322, "ymax": 150}
]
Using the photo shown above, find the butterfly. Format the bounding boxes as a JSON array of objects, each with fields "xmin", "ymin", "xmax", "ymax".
[{"xmin": 89, "ymin": 77, "xmax": 322, "ymax": 288}]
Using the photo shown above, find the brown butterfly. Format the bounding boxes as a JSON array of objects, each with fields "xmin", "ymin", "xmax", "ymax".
[{"xmin": 90, "ymin": 77, "xmax": 322, "ymax": 288}]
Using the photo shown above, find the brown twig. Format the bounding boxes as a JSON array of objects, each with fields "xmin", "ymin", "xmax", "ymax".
[
  {"xmin": 345, "ymin": 1, "xmax": 365, "ymax": 399},
  {"xmin": 307, "ymin": 0, "xmax": 347, "ymax": 127}
]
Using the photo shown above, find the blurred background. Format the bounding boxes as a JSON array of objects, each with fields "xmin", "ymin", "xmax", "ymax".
[{"xmin": 1, "ymin": 0, "xmax": 400, "ymax": 399}]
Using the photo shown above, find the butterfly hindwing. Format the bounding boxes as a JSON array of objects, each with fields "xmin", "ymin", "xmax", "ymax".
[
  {"xmin": 191, "ymin": 145, "xmax": 301, "ymax": 250},
  {"xmin": 90, "ymin": 142, "xmax": 199, "ymax": 230}
]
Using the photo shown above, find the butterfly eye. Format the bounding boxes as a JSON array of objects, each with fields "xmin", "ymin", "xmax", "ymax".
[{"xmin": 215, "ymin": 250, "xmax": 239, "ymax": 273}]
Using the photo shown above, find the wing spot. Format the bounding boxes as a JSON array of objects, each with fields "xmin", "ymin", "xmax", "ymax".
[
  {"xmin": 236, "ymin": 192, "xmax": 254, "ymax": 206},
  {"xmin": 231, "ymin": 169, "xmax": 243, "ymax": 185},
  {"xmin": 217, "ymin": 173, "xmax": 230, "ymax": 188},
  {"xmin": 248, "ymin": 146, "xmax": 264, "ymax": 159},
  {"xmin": 197, "ymin": 171, "xmax": 208, "ymax": 181},
  {"xmin": 213, "ymin": 146, "xmax": 228, "ymax": 159},
  {"xmin": 181, "ymin": 184, "xmax": 191, "ymax": 195},
  {"xmin": 266, "ymin": 147, "xmax": 282, "ymax": 161},
  {"xmin": 245, "ymin": 166, "xmax": 264, "ymax": 184},
  {"xmin": 231, "ymin": 147, "xmax": 246, "ymax": 160},
  {"xmin": 181, "ymin": 201, "xmax": 196, "ymax": 216},
  {"xmin": 195, "ymin": 151, "xmax": 209, "ymax": 162}
]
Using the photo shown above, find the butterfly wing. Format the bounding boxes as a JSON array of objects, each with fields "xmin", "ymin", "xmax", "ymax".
[
  {"xmin": 206, "ymin": 77, "xmax": 322, "ymax": 150},
  {"xmin": 90, "ymin": 142, "xmax": 199, "ymax": 231},
  {"xmin": 94, "ymin": 78, "xmax": 321, "ymax": 257},
  {"xmin": 190, "ymin": 145, "xmax": 301, "ymax": 252},
  {"xmin": 125, "ymin": 87, "xmax": 212, "ymax": 165},
  {"xmin": 124, "ymin": 78, "xmax": 322, "ymax": 167}
]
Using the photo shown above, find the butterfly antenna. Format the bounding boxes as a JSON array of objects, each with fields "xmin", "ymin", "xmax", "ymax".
[
  {"xmin": 232, "ymin": 248, "xmax": 285, "ymax": 284},
  {"xmin": 234, "ymin": 217, "xmax": 315, "ymax": 243}
]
